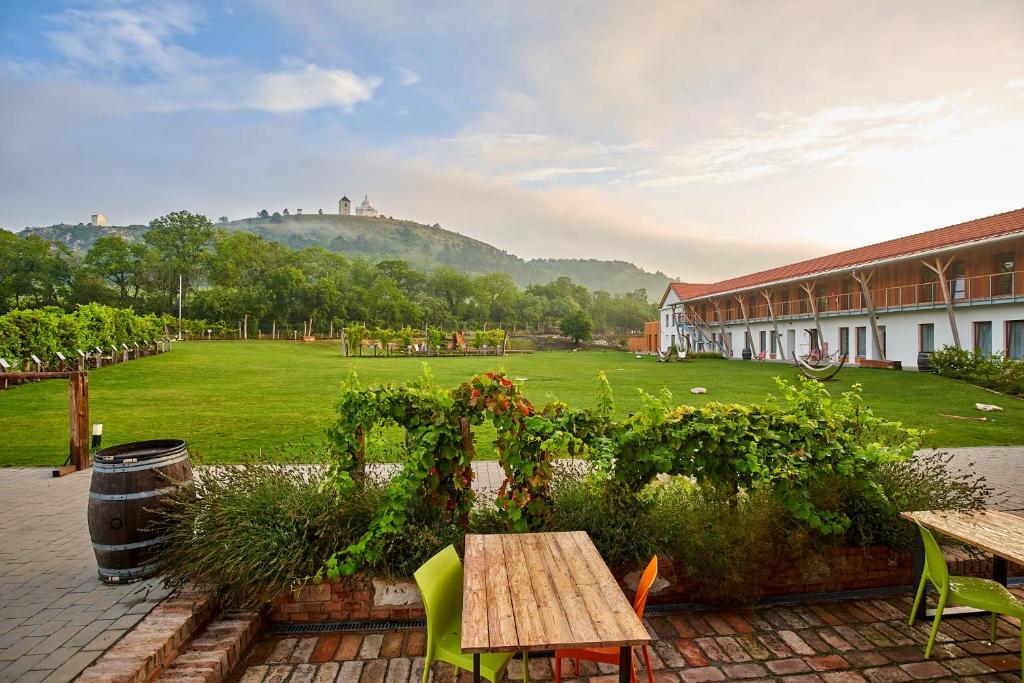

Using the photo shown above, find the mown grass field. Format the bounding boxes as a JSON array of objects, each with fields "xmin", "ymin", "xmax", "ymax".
[{"xmin": 2, "ymin": 341, "xmax": 1022, "ymax": 466}]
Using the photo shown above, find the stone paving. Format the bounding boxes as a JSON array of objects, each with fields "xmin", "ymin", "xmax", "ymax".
[
  {"xmin": 0, "ymin": 468, "xmax": 170, "ymax": 683},
  {"xmin": 233, "ymin": 592, "xmax": 1024, "ymax": 682},
  {"xmin": 939, "ymin": 447, "xmax": 1024, "ymax": 512}
]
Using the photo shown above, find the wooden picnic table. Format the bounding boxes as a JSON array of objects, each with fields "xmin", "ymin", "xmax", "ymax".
[
  {"xmin": 900, "ymin": 509, "xmax": 1024, "ymax": 618},
  {"xmin": 462, "ymin": 531, "xmax": 651, "ymax": 683}
]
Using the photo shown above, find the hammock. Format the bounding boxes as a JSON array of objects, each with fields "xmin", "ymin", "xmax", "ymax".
[{"xmin": 792, "ymin": 351, "xmax": 846, "ymax": 381}]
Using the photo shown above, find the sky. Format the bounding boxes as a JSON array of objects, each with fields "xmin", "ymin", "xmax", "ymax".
[{"xmin": 1, "ymin": 0, "xmax": 1023, "ymax": 281}]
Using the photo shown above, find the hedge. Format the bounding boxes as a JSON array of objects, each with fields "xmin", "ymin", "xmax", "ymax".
[{"xmin": 0, "ymin": 305, "xmax": 164, "ymax": 366}]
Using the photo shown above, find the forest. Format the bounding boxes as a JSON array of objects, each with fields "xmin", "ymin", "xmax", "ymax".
[{"xmin": 1, "ymin": 211, "xmax": 655, "ymax": 336}]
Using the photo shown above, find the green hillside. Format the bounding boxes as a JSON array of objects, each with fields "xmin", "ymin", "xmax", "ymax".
[{"xmin": 16, "ymin": 214, "xmax": 672, "ymax": 300}]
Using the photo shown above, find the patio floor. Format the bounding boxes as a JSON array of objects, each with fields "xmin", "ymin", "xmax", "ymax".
[
  {"xmin": 234, "ymin": 591, "xmax": 1024, "ymax": 682},
  {"xmin": 1, "ymin": 447, "xmax": 1022, "ymax": 682}
]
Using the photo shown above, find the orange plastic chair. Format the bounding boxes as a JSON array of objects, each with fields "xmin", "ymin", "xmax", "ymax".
[{"xmin": 553, "ymin": 556, "xmax": 657, "ymax": 683}]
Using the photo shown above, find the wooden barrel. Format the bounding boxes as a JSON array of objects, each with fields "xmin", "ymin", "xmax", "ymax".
[
  {"xmin": 917, "ymin": 351, "xmax": 934, "ymax": 372},
  {"xmin": 88, "ymin": 439, "xmax": 192, "ymax": 583}
]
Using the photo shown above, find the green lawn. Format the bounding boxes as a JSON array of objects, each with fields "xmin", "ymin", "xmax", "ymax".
[{"xmin": 2, "ymin": 341, "xmax": 1021, "ymax": 466}]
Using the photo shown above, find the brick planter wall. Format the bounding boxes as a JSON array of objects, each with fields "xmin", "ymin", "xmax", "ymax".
[
  {"xmin": 271, "ymin": 544, "xmax": 1023, "ymax": 624},
  {"xmin": 271, "ymin": 574, "xmax": 425, "ymax": 624}
]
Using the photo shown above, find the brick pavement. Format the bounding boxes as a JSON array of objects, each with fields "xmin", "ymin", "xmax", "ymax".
[
  {"xmin": 233, "ymin": 591, "xmax": 1024, "ymax": 682},
  {"xmin": 937, "ymin": 447, "xmax": 1024, "ymax": 512},
  {"xmin": 0, "ymin": 468, "xmax": 170, "ymax": 683}
]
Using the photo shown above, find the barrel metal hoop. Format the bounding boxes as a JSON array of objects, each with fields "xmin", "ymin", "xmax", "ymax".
[
  {"xmin": 98, "ymin": 563, "xmax": 159, "ymax": 580},
  {"xmin": 91, "ymin": 535, "xmax": 170, "ymax": 552},
  {"xmin": 93, "ymin": 452, "xmax": 188, "ymax": 472},
  {"xmin": 89, "ymin": 485, "xmax": 180, "ymax": 502}
]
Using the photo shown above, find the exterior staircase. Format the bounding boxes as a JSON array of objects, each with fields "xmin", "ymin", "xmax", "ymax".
[{"xmin": 674, "ymin": 307, "xmax": 729, "ymax": 356}]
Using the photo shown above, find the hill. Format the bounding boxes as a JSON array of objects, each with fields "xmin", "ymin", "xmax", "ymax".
[{"xmin": 16, "ymin": 215, "xmax": 672, "ymax": 300}]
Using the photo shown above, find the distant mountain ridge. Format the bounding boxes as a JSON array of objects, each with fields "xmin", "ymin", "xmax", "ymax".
[{"xmin": 16, "ymin": 214, "xmax": 672, "ymax": 300}]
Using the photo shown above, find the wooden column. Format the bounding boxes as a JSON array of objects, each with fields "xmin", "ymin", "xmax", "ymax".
[
  {"xmin": 761, "ymin": 289, "xmax": 785, "ymax": 359},
  {"xmin": 735, "ymin": 295, "xmax": 754, "ymax": 351},
  {"xmin": 68, "ymin": 372, "xmax": 89, "ymax": 473},
  {"xmin": 921, "ymin": 255, "xmax": 962, "ymax": 349},
  {"xmin": 851, "ymin": 269, "xmax": 885, "ymax": 360},
  {"xmin": 798, "ymin": 280, "xmax": 824, "ymax": 351},
  {"xmin": 711, "ymin": 300, "xmax": 732, "ymax": 355}
]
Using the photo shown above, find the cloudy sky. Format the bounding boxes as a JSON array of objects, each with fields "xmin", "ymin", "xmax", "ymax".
[{"xmin": 2, "ymin": 1, "xmax": 1023, "ymax": 280}]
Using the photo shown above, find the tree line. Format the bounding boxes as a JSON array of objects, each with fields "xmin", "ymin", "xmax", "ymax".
[{"xmin": 1, "ymin": 211, "xmax": 655, "ymax": 337}]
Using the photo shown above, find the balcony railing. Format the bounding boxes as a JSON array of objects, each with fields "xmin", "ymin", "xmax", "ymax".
[{"xmin": 684, "ymin": 270, "xmax": 1023, "ymax": 324}]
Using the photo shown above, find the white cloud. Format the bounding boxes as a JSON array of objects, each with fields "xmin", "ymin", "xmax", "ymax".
[
  {"xmin": 23, "ymin": 1, "xmax": 379, "ymax": 114},
  {"xmin": 241, "ymin": 65, "xmax": 379, "ymax": 113},
  {"xmin": 397, "ymin": 66, "xmax": 420, "ymax": 86}
]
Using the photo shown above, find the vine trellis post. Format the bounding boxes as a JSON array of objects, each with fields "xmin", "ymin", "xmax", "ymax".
[{"xmin": 3, "ymin": 371, "xmax": 90, "ymax": 477}]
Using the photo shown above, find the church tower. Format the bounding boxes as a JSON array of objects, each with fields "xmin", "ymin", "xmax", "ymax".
[{"xmin": 338, "ymin": 196, "xmax": 351, "ymax": 215}]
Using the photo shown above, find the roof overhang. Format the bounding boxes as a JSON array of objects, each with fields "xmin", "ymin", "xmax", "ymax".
[{"xmin": 674, "ymin": 229, "xmax": 1024, "ymax": 305}]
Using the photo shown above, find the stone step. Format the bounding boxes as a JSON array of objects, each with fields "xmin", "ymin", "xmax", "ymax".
[
  {"xmin": 155, "ymin": 609, "xmax": 264, "ymax": 683},
  {"xmin": 76, "ymin": 588, "xmax": 216, "ymax": 683}
]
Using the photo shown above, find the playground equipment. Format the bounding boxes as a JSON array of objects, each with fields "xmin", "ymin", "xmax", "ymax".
[{"xmin": 792, "ymin": 350, "xmax": 846, "ymax": 382}]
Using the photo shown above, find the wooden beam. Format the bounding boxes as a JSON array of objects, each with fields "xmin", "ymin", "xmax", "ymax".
[
  {"xmin": 798, "ymin": 280, "xmax": 824, "ymax": 352},
  {"xmin": 761, "ymin": 289, "xmax": 785, "ymax": 359},
  {"xmin": 735, "ymin": 295, "xmax": 754, "ymax": 351},
  {"xmin": 711, "ymin": 300, "xmax": 732, "ymax": 355},
  {"xmin": 921, "ymin": 255, "xmax": 962, "ymax": 349},
  {"xmin": 851, "ymin": 269, "xmax": 885, "ymax": 360}
]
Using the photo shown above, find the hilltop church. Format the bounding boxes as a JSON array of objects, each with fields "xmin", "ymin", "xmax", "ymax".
[{"xmin": 338, "ymin": 195, "xmax": 379, "ymax": 218}]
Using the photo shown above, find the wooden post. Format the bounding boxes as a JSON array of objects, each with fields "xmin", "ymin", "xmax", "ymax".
[
  {"xmin": 329, "ymin": 321, "xmax": 333, "ymax": 339},
  {"xmin": 711, "ymin": 301, "xmax": 732, "ymax": 355},
  {"xmin": 921, "ymin": 255, "xmax": 962, "ymax": 349},
  {"xmin": 735, "ymin": 295, "xmax": 754, "ymax": 351},
  {"xmin": 761, "ymin": 289, "xmax": 785, "ymax": 359},
  {"xmin": 798, "ymin": 280, "xmax": 824, "ymax": 351},
  {"xmin": 851, "ymin": 269, "xmax": 885, "ymax": 360},
  {"xmin": 340, "ymin": 328, "xmax": 348, "ymax": 357},
  {"xmin": 244, "ymin": 314, "xmax": 248, "ymax": 340},
  {"xmin": 272, "ymin": 320, "xmax": 276, "ymax": 340}
]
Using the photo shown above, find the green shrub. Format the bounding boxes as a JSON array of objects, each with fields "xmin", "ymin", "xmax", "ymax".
[
  {"xmin": 648, "ymin": 479, "xmax": 797, "ymax": 604},
  {"xmin": 152, "ymin": 463, "xmax": 384, "ymax": 608},
  {"xmin": 828, "ymin": 450, "xmax": 993, "ymax": 550},
  {"xmin": 929, "ymin": 345, "xmax": 1024, "ymax": 396}
]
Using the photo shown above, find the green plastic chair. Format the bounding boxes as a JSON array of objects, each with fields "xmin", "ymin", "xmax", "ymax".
[
  {"xmin": 908, "ymin": 522, "xmax": 1024, "ymax": 678},
  {"xmin": 414, "ymin": 545, "xmax": 514, "ymax": 683}
]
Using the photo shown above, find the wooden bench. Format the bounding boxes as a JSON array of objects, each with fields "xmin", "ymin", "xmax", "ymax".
[{"xmin": 858, "ymin": 358, "xmax": 902, "ymax": 370}]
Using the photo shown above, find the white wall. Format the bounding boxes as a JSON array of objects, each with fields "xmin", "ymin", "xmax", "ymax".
[{"xmin": 658, "ymin": 300, "xmax": 1024, "ymax": 367}]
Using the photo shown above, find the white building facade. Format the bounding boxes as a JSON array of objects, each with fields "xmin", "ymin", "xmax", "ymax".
[{"xmin": 658, "ymin": 208, "xmax": 1024, "ymax": 368}]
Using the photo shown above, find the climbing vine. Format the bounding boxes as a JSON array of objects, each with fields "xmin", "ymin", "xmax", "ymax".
[{"xmin": 323, "ymin": 371, "xmax": 919, "ymax": 578}]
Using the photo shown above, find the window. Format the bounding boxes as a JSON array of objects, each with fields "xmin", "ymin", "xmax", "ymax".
[
  {"xmin": 665, "ymin": 313, "xmax": 669, "ymax": 327},
  {"xmin": 670, "ymin": 334, "xmax": 676, "ymax": 350},
  {"xmin": 948, "ymin": 261, "xmax": 966, "ymax": 300},
  {"xmin": 994, "ymin": 253, "xmax": 1015, "ymax": 297},
  {"xmin": 839, "ymin": 327, "xmax": 850, "ymax": 357},
  {"xmin": 1008, "ymin": 321, "xmax": 1024, "ymax": 359},
  {"xmin": 771, "ymin": 331, "xmax": 779, "ymax": 354},
  {"xmin": 919, "ymin": 324, "xmax": 934, "ymax": 352},
  {"xmin": 855, "ymin": 326, "xmax": 867, "ymax": 357},
  {"xmin": 759, "ymin": 330, "xmax": 767, "ymax": 353},
  {"xmin": 974, "ymin": 322, "xmax": 992, "ymax": 356}
]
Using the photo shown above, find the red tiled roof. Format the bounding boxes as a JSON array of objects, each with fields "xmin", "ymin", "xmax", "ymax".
[{"xmin": 662, "ymin": 207, "xmax": 1024, "ymax": 303}]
